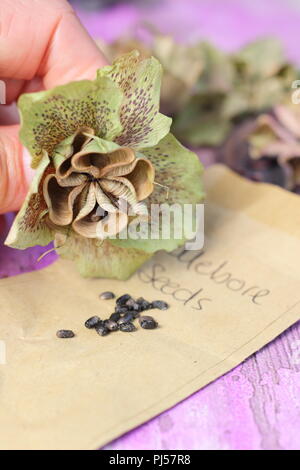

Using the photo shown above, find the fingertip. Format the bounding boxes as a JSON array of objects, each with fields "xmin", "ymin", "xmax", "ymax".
[
  {"xmin": 23, "ymin": 147, "xmax": 35, "ymax": 187},
  {"xmin": 42, "ymin": 10, "xmax": 109, "ymax": 88},
  {"xmin": 0, "ymin": 0, "xmax": 108, "ymax": 86}
]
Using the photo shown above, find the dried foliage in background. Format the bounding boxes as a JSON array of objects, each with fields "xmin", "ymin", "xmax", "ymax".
[{"xmin": 99, "ymin": 31, "xmax": 300, "ymax": 191}]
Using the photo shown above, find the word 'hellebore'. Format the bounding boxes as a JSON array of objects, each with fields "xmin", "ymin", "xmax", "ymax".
[{"xmin": 5, "ymin": 52, "xmax": 204, "ymax": 279}]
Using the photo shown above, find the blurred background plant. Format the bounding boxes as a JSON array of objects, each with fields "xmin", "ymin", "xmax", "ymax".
[
  {"xmin": 70, "ymin": 0, "xmax": 154, "ymax": 11},
  {"xmin": 70, "ymin": 0, "xmax": 119, "ymax": 9},
  {"xmin": 70, "ymin": 0, "xmax": 300, "ymax": 193}
]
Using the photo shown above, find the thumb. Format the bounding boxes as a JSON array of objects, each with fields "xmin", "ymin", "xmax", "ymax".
[{"xmin": 0, "ymin": 125, "xmax": 34, "ymax": 214}]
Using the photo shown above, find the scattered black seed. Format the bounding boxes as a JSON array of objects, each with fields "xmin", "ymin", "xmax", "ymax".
[
  {"xmin": 125, "ymin": 298, "xmax": 141, "ymax": 311},
  {"xmin": 139, "ymin": 316, "xmax": 158, "ymax": 330},
  {"xmin": 56, "ymin": 330, "xmax": 75, "ymax": 339},
  {"xmin": 137, "ymin": 297, "xmax": 151, "ymax": 311},
  {"xmin": 151, "ymin": 300, "xmax": 169, "ymax": 310},
  {"xmin": 99, "ymin": 291, "xmax": 115, "ymax": 300},
  {"xmin": 95, "ymin": 325, "xmax": 110, "ymax": 336},
  {"xmin": 125, "ymin": 299, "xmax": 134, "ymax": 308},
  {"xmin": 115, "ymin": 305, "xmax": 130, "ymax": 314},
  {"xmin": 104, "ymin": 320, "xmax": 119, "ymax": 331},
  {"xmin": 85, "ymin": 316, "xmax": 102, "ymax": 329},
  {"xmin": 116, "ymin": 294, "xmax": 132, "ymax": 306},
  {"xmin": 117, "ymin": 317, "xmax": 129, "ymax": 325},
  {"xmin": 110, "ymin": 312, "xmax": 121, "ymax": 322},
  {"xmin": 119, "ymin": 322, "xmax": 136, "ymax": 332},
  {"xmin": 123, "ymin": 312, "xmax": 135, "ymax": 323},
  {"xmin": 131, "ymin": 310, "xmax": 141, "ymax": 319}
]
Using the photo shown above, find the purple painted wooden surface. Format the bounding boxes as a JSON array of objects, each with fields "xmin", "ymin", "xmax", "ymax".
[
  {"xmin": 78, "ymin": 0, "xmax": 300, "ymax": 64},
  {"xmin": 1, "ymin": 0, "xmax": 300, "ymax": 450}
]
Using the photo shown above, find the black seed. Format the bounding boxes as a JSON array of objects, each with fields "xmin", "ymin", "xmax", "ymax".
[
  {"xmin": 95, "ymin": 325, "xmax": 110, "ymax": 336},
  {"xmin": 110, "ymin": 312, "xmax": 121, "ymax": 322},
  {"xmin": 139, "ymin": 316, "xmax": 158, "ymax": 330},
  {"xmin": 132, "ymin": 303, "xmax": 142, "ymax": 312},
  {"xmin": 136, "ymin": 297, "xmax": 151, "ymax": 311},
  {"xmin": 125, "ymin": 298, "xmax": 135, "ymax": 309},
  {"xmin": 151, "ymin": 300, "xmax": 169, "ymax": 310},
  {"xmin": 116, "ymin": 294, "xmax": 132, "ymax": 306},
  {"xmin": 85, "ymin": 316, "xmax": 102, "ymax": 329},
  {"xmin": 123, "ymin": 312, "xmax": 135, "ymax": 323},
  {"xmin": 131, "ymin": 310, "xmax": 141, "ymax": 319},
  {"xmin": 56, "ymin": 330, "xmax": 75, "ymax": 339},
  {"xmin": 115, "ymin": 305, "xmax": 130, "ymax": 314},
  {"xmin": 125, "ymin": 298, "xmax": 141, "ymax": 311},
  {"xmin": 99, "ymin": 291, "xmax": 115, "ymax": 300},
  {"xmin": 119, "ymin": 322, "xmax": 136, "ymax": 332},
  {"xmin": 104, "ymin": 320, "xmax": 119, "ymax": 331}
]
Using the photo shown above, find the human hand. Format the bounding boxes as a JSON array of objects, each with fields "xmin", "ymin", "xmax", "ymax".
[{"xmin": 0, "ymin": 0, "xmax": 107, "ymax": 214}]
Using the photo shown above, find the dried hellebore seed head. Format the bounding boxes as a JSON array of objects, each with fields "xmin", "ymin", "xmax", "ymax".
[
  {"xmin": 5, "ymin": 51, "xmax": 204, "ymax": 280},
  {"xmin": 220, "ymin": 107, "xmax": 300, "ymax": 192},
  {"xmin": 139, "ymin": 316, "xmax": 158, "ymax": 330},
  {"xmin": 42, "ymin": 138, "xmax": 155, "ymax": 241},
  {"xmin": 56, "ymin": 329, "xmax": 75, "ymax": 339}
]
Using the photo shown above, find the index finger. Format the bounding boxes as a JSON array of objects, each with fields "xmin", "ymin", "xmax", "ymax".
[{"xmin": 0, "ymin": 0, "xmax": 108, "ymax": 88}]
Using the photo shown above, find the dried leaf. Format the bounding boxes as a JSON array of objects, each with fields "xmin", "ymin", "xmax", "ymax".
[{"xmin": 4, "ymin": 152, "xmax": 53, "ymax": 249}]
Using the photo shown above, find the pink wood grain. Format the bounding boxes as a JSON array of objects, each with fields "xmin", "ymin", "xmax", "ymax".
[{"xmin": 105, "ymin": 324, "xmax": 300, "ymax": 450}]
